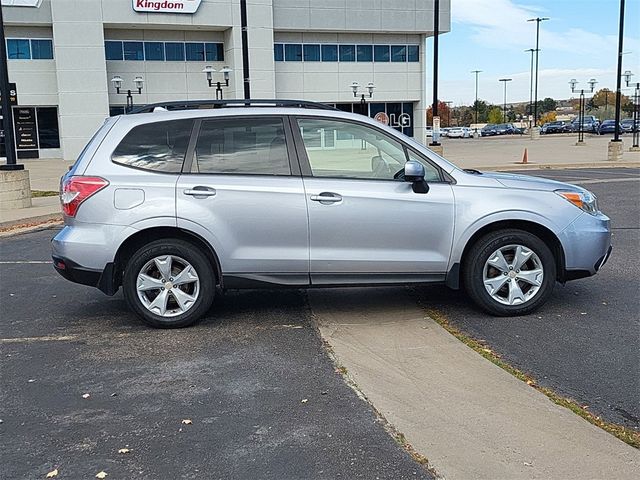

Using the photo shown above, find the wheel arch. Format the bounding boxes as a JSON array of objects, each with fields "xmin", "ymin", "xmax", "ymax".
[
  {"xmin": 111, "ymin": 227, "xmax": 223, "ymax": 292},
  {"xmin": 446, "ymin": 219, "xmax": 566, "ymax": 289}
]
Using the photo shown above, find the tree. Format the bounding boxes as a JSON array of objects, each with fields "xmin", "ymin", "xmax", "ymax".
[
  {"xmin": 487, "ymin": 107, "xmax": 503, "ymax": 124},
  {"xmin": 472, "ymin": 100, "xmax": 491, "ymax": 123},
  {"xmin": 540, "ymin": 97, "xmax": 557, "ymax": 113},
  {"xmin": 426, "ymin": 101, "xmax": 453, "ymax": 127},
  {"xmin": 539, "ymin": 111, "xmax": 557, "ymax": 124}
]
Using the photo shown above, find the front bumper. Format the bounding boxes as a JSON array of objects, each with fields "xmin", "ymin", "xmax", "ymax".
[{"xmin": 559, "ymin": 211, "xmax": 612, "ymax": 281}]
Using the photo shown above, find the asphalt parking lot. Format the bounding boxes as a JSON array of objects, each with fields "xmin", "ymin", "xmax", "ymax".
[
  {"xmin": 0, "ymin": 232, "xmax": 430, "ymax": 480},
  {"xmin": 416, "ymin": 167, "xmax": 640, "ymax": 430}
]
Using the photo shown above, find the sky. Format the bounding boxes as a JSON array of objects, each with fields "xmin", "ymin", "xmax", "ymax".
[{"xmin": 433, "ymin": 0, "xmax": 640, "ymax": 106}]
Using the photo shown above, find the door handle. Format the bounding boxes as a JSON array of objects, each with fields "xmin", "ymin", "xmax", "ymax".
[
  {"xmin": 184, "ymin": 187, "xmax": 217, "ymax": 197},
  {"xmin": 310, "ymin": 193, "xmax": 342, "ymax": 203}
]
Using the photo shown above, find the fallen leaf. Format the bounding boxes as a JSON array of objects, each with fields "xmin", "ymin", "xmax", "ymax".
[
  {"xmin": 110, "ymin": 393, "xmax": 117, "ymax": 397},
  {"xmin": 181, "ymin": 419, "xmax": 192, "ymax": 425},
  {"xmin": 95, "ymin": 472, "xmax": 108, "ymax": 479},
  {"xmin": 526, "ymin": 380, "xmax": 535, "ymax": 386},
  {"xmin": 301, "ymin": 398, "xmax": 308, "ymax": 404},
  {"xmin": 524, "ymin": 462, "xmax": 533, "ymax": 467},
  {"xmin": 118, "ymin": 448, "xmax": 130, "ymax": 454},
  {"xmin": 28, "ymin": 379, "xmax": 35, "ymax": 383},
  {"xmin": 481, "ymin": 348, "xmax": 492, "ymax": 353},
  {"xmin": 580, "ymin": 312, "xmax": 587, "ymax": 315},
  {"xmin": 82, "ymin": 393, "xmax": 90, "ymax": 399},
  {"xmin": 46, "ymin": 469, "xmax": 59, "ymax": 478}
]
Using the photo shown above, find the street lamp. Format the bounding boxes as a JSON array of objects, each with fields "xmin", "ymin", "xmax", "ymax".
[
  {"xmin": 444, "ymin": 101, "xmax": 453, "ymax": 126},
  {"xmin": 525, "ymin": 48, "xmax": 538, "ymax": 128},
  {"xmin": 351, "ymin": 81, "xmax": 375, "ymax": 115},
  {"xmin": 203, "ymin": 66, "xmax": 231, "ymax": 100},
  {"xmin": 498, "ymin": 79, "xmax": 512, "ymax": 123},
  {"xmin": 623, "ymin": 70, "xmax": 639, "ymax": 149},
  {"xmin": 110, "ymin": 75, "xmax": 144, "ymax": 113},
  {"xmin": 471, "ymin": 70, "xmax": 482, "ymax": 127},
  {"xmin": 527, "ymin": 17, "xmax": 549, "ymax": 127},
  {"xmin": 570, "ymin": 77, "xmax": 597, "ymax": 144}
]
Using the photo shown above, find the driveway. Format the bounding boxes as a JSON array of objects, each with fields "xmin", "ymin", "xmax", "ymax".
[{"xmin": 0, "ymin": 229, "xmax": 430, "ymax": 480}]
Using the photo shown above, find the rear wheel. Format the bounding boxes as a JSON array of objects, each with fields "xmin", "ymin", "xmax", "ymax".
[
  {"xmin": 463, "ymin": 230, "xmax": 556, "ymax": 316},
  {"xmin": 123, "ymin": 239, "xmax": 215, "ymax": 328}
]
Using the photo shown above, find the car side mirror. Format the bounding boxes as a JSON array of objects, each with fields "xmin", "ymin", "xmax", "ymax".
[{"xmin": 404, "ymin": 160, "xmax": 429, "ymax": 194}]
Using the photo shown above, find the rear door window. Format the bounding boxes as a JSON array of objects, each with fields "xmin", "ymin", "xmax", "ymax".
[
  {"xmin": 193, "ymin": 117, "xmax": 291, "ymax": 175},
  {"xmin": 112, "ymin": 119, "xmax": 193, "ymax": 173}
]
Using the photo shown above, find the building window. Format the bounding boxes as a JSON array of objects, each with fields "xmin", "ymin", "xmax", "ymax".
[
  {"xmin": 274, "ymin": 43, "xmax": 284, "ymax": 61},
  {"xmin": 391, "ymin": 45, "xmax": 407, "ymax": 62},
  {"xmin": 109, "ymin": 106, "xmax": 126, "ymax": 117},
  {"xmin": 356, "ymin": 45, "xmax": 372, "ymax": 62},
  {"xmin": 185, "ymin": 42, "xmax": 205, "ymax": 61},
  {"xmin": 339, "ymin": 45, "xmax": 355, "ymax": 62},
  {"xmin": 144, "ymin": 42, "xmax": 164, "ymax": 61},
  {"xmin": 205, "ymin": 43, "xmax": 224, "ymax": 61},
  {"xmin": 30, "ymin": 40, "xmax": 54, "ymax": 59},
  {"xmin": 36, "ymin": 107, "xmax": 60, "ymax": 149},
  {"xmin": 165, "ymin": 42, "xmax": 185, "ymax": 61},
  {"xmin": 7, "ymin": 39, "xmax": 30, "ymax": 59},
  {"xmin": 321, "ymin": 44, "xmax": 338, "ymax": 62},
  {"xmin": 407, "ymin": 45, "xmax": 419, "ymax": 62},
  {"xmin": 123, "ymin": 41, "xmax": 144, "ymax": 61},
  {"xmin": 105, "ymin": 41, "xmax": 123, "ymax": 60},
  {"xmin": 284, "ymin": 44, "xmax": 302, "ymax": 61},
  {"xmin": 374, "ymin": 45, "xmax": 390, "ymax": 62},
  {"xmin": 303, "ymin": 44, "xmax": 320, "ymax": 62}
]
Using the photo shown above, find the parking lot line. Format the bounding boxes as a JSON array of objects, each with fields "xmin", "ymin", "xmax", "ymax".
[
  {"xmin": 0, "ymin": 261, "xmax": 50, "ymax": 264},
  {"xmin": 0, "ymin": 335, "xmax": 77, "ymax": 343}
]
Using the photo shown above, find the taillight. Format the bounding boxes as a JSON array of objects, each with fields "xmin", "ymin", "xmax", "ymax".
[{"xmin": 60, "ymin": 176, "xmax": 109, "ymax": 217}]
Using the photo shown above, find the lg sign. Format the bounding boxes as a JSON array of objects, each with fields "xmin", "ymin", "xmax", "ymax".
[{"xmin": 133, "ymin": 0, "xmax": 202, "ymax": 14}]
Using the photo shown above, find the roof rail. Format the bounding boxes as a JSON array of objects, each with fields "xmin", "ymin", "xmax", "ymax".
[{"xmin": 128, "ymin": 99, "xmax": 338, "ymax": 114}]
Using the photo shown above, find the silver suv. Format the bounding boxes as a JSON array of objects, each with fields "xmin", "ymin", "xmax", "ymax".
[{"xmin": 52, "ymin": 100, "xmax": 612, "ymax": 328}]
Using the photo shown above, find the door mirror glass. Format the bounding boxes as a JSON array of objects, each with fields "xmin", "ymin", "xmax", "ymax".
[{"xmin": 404, "ymin": 160, "xmax": 425, "ymax": 182}]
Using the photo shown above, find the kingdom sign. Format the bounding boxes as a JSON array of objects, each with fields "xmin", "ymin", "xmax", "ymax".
[{"xmin": 133, "ymin": 0, "xmax": 202, "ymax": 14}]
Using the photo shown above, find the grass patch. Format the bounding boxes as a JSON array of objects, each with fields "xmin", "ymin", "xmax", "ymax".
[
  {"xmin": 31, "ymin": 190, "xmax": 58, "ymax": 198},
  {"xmin": 423, "ymin": 306, "xmax": 640, "ymax": 450}
]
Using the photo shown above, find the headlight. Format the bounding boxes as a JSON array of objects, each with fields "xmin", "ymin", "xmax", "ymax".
[{"xmin": 555, "ymin": 189, "xmax": 599, "ymax": 215}]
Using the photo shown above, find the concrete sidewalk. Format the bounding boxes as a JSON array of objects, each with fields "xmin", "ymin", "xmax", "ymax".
[{"xmin": 310, "ymin": 288, "xmax": 640, "ymax": 479}]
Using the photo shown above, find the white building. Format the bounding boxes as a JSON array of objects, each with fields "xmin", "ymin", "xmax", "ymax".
[{"xmin": 2, "ymin": 0, "xmax": 450, "ymax": 160}]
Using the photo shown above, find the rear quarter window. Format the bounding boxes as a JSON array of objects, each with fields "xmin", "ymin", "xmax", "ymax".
[{"xmin": 112, "ymin": 119, "xmax": 193, "ymax": 173}]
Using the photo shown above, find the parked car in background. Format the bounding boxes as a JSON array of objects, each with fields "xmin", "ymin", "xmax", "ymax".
[
  {"xmin": 621, "ymin": 118, "xmax": 639, "ymax": 133},
  {"xmin": 51, "ymin": 99, "xmax": 611, "ymax": 327},
  {"xmin": 541, "ymin": 121, "xmax": 571, "ymax": 134},
  {"xmin": 598, "ymin": 120, "xmax": 623, "ymax": 135},
  {"xmin": 440, "ymin": 127, "xmax": 451, "ymax": 137},
  {"xmin": 447, "ymin": 127, "xmax": 473, "ymax": 138},
  {"xmin": 492, "ymin": 123, "xmax": 519, "ymax": 135},
  {"xmin": 481, "ymin": 124, "xmax": 498, "ymax": 136},
  {"xmin": 426, "ymin": 126, "xmax": 433, "ymax": 137},
  {"xmin": 570, "ymin": 116, "xmax": 599, "ymax": 133}
]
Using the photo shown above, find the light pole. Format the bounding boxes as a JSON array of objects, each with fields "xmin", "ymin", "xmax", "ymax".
[
  {"xmin": 350, "ymin": 81, "xmax": 375, "ymax": 116},
  {"xmin": 203, "ymin": 66, "xmax": 231, "ymax": 100},
  {"xmin": 525, "ymin": 48, "xmax": 538, "ymax": 128},
  {"xmin": 110, "ymin": 76, "xmax": 144, "ymax": 113},
  {"xmin": 471, "ymin": 70, "xmax": 482, "ymax": 126},
  {"xmin": 613, "ymin": 0, "xmax": 626, "ymax": 143},
  {"xmin": 527, "ymin": 17, "xmax": 549, "ymax": 127},
  {"xmin": 623, "ymin": 70, "xmax": 639, "ymax": 149},
  {"xmin": 499, "ymin": 78, "xmax": 512, "ymax": 123},
  {"xmin": 569, "ymin": 78, "xmax": 597, "ymax": 144},
  {"xmin": 430, "ymin": 0, "xmax": 441, "ymax": 147}
]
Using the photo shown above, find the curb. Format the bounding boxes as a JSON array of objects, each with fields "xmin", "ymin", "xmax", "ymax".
[
  {"xmin": 472, "ymin": 161, "xmax": 640, "ymax": 171},
  {"xmin": 0, "ymin": 213, "xmax": 63, "ymax": 236}
]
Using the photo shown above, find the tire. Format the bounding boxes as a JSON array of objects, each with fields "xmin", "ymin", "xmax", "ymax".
[
  {"xmin": 462, "ymin": 229, "xmax": 556, "ymax": 316},
  {"xmin": 123, "ymin": 239, "xmax": 215, "ymax": 328}
]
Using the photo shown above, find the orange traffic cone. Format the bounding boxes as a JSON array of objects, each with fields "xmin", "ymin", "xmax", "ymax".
[{"xmin": 521, "ymin": 148, "xmax": 528, "ymax": 164}]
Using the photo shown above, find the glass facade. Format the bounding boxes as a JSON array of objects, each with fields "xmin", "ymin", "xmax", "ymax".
[
  {"xmin": 275, "ymin": 43, "xmax": 419, "ymax": 63},
  {"xmin": 332, "ymin": 102, "xmax": 415, "ymax": 138},
  {"xmin": 105, "ymin": 40, "xmax": 224, "ymax": 62},
  {"xmin": 7, "ymin": 39, "xmax": 54, "ymax": 60}
]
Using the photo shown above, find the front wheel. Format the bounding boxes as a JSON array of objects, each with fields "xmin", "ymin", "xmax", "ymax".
[
  {"xmin": 123, "ymin": 239, "xmax": 215, "ymax": 328},
  {"xmin": 463, "ymin": 230, "xmax": 556, "ymax": 316}
]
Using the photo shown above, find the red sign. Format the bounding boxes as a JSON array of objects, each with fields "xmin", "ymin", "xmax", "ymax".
[
  {"xmin": 374, "ymin": 111, "xmax": 389, "ymax": 125},
  {"xmin": 133, "ymin": 0, "xmax": 202, "ymax": 14}
]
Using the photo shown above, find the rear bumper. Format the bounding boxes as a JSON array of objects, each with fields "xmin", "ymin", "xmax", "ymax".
[{"xmin": 52, "ymin": 256, "xmax": 117, "ymax": 295}]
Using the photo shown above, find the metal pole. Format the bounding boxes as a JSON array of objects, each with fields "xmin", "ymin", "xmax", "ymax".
[
  {"xmin": 430, "ymin": 0, "xmax": 440, "ymax": 145},
  {"xmin": 633, "ymin": 83, "xmax": 639, "ymax": 148},
  {"xmin": 528, "ymin": 17, "xmax": 549, "ymax": 127},
  {"xmin": 239, "ymin": 0, "xmax": 251, "ymax": 99},
  {"xmin": 503, "ymin": 82, "xmax": 507, "ymax": 122},
  {"xmin": 579, "ymin": 90, "xmax": 585, "ymax": 143},
  {"xmin": 613, "ymin": 0, "xmax": 625, "ymax": 142},
  {"xmin": 0, "ymin": 5, "xmax": 21, "ymax": 170},
  {"xmin": 471, "ymin": 70, "xmax": 481, "ymax": 128},
  {"xmin": 526, "ymin": 49, "xmax": 535, "ymax": 128}
]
